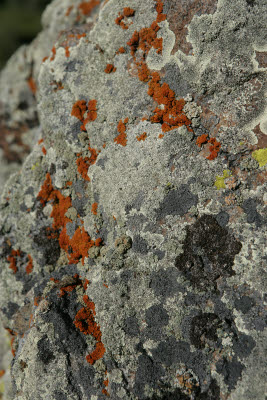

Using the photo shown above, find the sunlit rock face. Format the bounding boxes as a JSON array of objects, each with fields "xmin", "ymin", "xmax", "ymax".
[{"xmin": 0, "ymin": 0, "xmax": 266, "ymax": 399}]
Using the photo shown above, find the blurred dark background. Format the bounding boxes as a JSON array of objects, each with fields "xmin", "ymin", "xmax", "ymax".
[{"xmin": 0, "ymin": 0, "xmax": 51, "ymax": 69}]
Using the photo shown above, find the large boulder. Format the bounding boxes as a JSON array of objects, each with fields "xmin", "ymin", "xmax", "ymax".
[{"xmin": 0, "ymin": 0, "xmax": 266, "ymax": 399}]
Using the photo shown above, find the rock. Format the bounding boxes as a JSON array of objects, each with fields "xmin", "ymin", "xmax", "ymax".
[{"xmin": 0, "ymin": 0, "xmax": 266, "ymax": 399}]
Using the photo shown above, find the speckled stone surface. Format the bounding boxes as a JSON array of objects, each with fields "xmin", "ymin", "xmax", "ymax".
[{"xmin": 0, "ymin": 0, "xmax": 266, "ymax": 399}]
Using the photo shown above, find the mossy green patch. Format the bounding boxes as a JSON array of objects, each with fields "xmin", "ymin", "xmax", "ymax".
[
  {"xmin": 252, "ymin": 148, "xmax": 267, "ymax": 167},
  {"xmin": 214, "ymin": 169, "xmax": 231, "ymax": 190}
]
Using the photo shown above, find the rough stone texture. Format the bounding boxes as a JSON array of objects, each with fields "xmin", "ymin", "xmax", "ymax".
[{"xmin": 0, "ymin": 0, "xmax": 266, "ymax": 399}]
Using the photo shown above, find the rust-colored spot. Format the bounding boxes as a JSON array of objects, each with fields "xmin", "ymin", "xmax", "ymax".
[
  {"xmin": 0, "ymin": 370, "xmax": 5, "ymax": 378},
  {"xmin": 206, "ymin": 137, "xmax": 221, "ymax": 160},
  {"xmin": 104, "ymin": 64, "xmax": 116, "ymax": 73},
  {"xmin": 42, "ymin": 146, "xmax": 47, "ymax": 155},
  {"xmin": 7, "ymin": 249, "xmax": 21, "ymax": 274},
  {"xmin": 25, "ymin": 254, "xmax": 33, "ymax": 274},
  {"xmin": 65, "ymin": 46, "xmax": 70, "ymax": 57},
  {"xmin": 27, "ymin": 77, "xmax": 37, "ymax": 95},
  {"xmin": 196, "ymin": 134, "xmax": 208, "ymax": 147},
  {"xmin": 91, "ymin": 202, "xmax": 98, "ymax": 215},
  {"xmin": 66, "ymin": 5, "xmax": 73, "ymax": 16},
  {"xmin": 115, "ymin": 7, "xmax": 135, "ymax": 30},
  {"xmin": 136, "ymin": 132, "xmax": 147, "ymax": 141},
  {"xmin": 78, "ymin": 0, "xmax": 100, "ymax": 16},
  {"xmin": 114, "ymin": 118, "xmax": 128, "ymax": 146},
  {"xmin": 50, "ymin": 46, "xmax": 56, "ymax": 61}
]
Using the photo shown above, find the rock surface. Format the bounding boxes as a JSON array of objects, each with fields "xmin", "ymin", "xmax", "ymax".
[{"xmin": 0, "ymin": 0, "xmax": 266, "ymax": 399}]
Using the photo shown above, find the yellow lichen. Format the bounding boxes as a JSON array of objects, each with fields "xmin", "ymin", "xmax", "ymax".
[
  {"xmin": 252, "ymin": 148, "xmax": 267, "ymax": 167},
  {"xmin": 214, "ymin": 170, "xmax": 231, "ymax": 190},
  {"xmin": 31, "ymin": 162, "xmax": 40, "ymax": 170}
]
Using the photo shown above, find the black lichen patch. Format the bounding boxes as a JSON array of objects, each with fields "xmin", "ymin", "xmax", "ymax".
[
  {"xmin": 216, "ymin": 357, "xmax": 244, "ymax": 390},
  {"xmin": 175, "ymin": 215, "xmax": 242, "ymax": 290},
  {"xmin": 33, "ymin": 226, "xmax": 60, "ymax": 266},
  {"xmin": 215, "ymin": 211, "xmax": 229, "ymax": 227},
  {"xmin": 189, "ymin": 313, "xmax": 222, "ymax": 350},
  {"xmin": 123, "ymin": 315, "xmax": 140, "ymax": 337},
  {"xmin": 144, "ymin": 304, "xmax": 169, "ymax": 340},
  {"xmin": 132, "ymin": 234, "xmax": 149, "ymax": 254},
  {"xmin": 242, "ymin": 198, "xmax": 263, "ymax": 227},
  {"xmin": 2, "ymin": 301, "xmax": 19, "ymax": 319},
  {"xmin": 152, "ymin": 337, "xmax": 191, "ymax": 367},
  {"xmin": 156, "ymin": 185, "xmax": 198, "ymax": 219},
  {"xmin": 163, "ymin": 62, "xmax": 192, "ymax": 98},
  {"xmin": 232, "ymin": 333, "xmax": 256, "ymax": 360},
  {"xmin": 134, "ymin": 353, "xmax": 165, "ymax": 398},
  {"xmin": 149, "ymin": 267, "xmax": 182, "ymax": 298},
  {"xmin": 37, "ymin": 335, "xmax": 55, "ymax": 365},
  {"xmin": 234, "ymin": 295, "xmax": 255, "ymax": 314}
]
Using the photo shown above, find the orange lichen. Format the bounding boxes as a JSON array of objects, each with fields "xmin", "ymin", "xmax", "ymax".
[
  {"xmin": 207, "ymin": 137, "xmax": 221, "ymax": 160},
  {"xmin": 71, "ymin": 100, "xmax": 87, "ymax": 122},
  {"xmin": 76, "ymin": 146, "xmax": 99, "ymax": 181},
  {"xmin": 117, "ymin": 47, "xmax": 125, "ymax": 54},
  {"xmin": 95, "ymin": 238, "xmax": 102, "ymax": 247},
  {"xmin": 50, "ymin": 46, "xmax": 56, "ymax": 61},
  {"xmin": 74, "ymin": 294, "xmax": 105, "ymax": 364},
  {"xmin": 196, "ymin": 134, "xmax": 208, "ymax": 147},
  {"xmin": 59, "ymin": 225, "xmax": 95, "ymax": 265},
  {"xmin": 158, "ymin": 133, "xmax": 164, "ymax": 139},
  {"xmin": 34, "ymin": 296, "xmax": 42, "ymax": 306},
  {"xmin": 78, "ymin": 0, "xmax": 100, "ymax": 15},
  {"xmin": 103, "ymin": 283, "xmax": 109, "ymax": 288},
  {"xmin": 25, "ymin": 254, "xmax": 33, "ymax": 274},
  {"xmin": 115, "ymin": 8, "xmax": 135, "ymax": 30},
  {"xmin": 7, "ymin": 249, "xmax": 21, "ymax": 274},
  {"xmin": 136, "ymin": 132, "xmax": 147, "ymax": 141},
  {"xmin": 27, "ymin": 77, "xmax": 37, "ymax": 94},
  {"xmin": 155, "ymin": 0, "xmax": 166, "ymax": 23},
  {"xmin": 72, "ymin": 99, "xmax": 97, "ymax": 131},
  {"xmin": 102, "ymin": 378, "xmax": 109, "ymax": 395},
  {"xmin": 91, "ymin": 202, "xmax": 98, "ymax": 215},
  {"xmin": 42, "ymin": 56, "xmax": 48, "ymax": 62},
  {"xmin": 76, "ymin": 157, "xmax": 91, "ymax": 181},
  {"xmin": 114, "ymin": 118, "xmax": 128, "ymax": 146},
  {"xmin": 66, "ymin": 181, "xmax": 73, "ymax": 186},
  {"xmin": 0, "ymin": 370, "xmax": 5, "ymax": 378},
  {"xmin": 127, "ymin": 21, "xmax": 163, "ymax": 56},
  {"xmin": 104, "ymin": 64, "xmax": 116, "ymax": 73},
  {"xmin": 42, "ymin": 146, "xmax": 47, "ymax": 155},
  {"xmin": 38, "ymin": 138, "xmax": 44, "ymax": 145},
  {"xmin": 65, "ymin": 47, "xmax": 70, "ymax": 57},
  {"xmin": 65, "ymin": 5, "xmax": 73, "ymax": 16},
  {"xmin": 83, "ymin": 278, "xmax": 90, "ymax": 291}
]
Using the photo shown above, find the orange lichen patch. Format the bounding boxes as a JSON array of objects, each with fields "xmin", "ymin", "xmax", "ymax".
[
  {"xmin": 34, "ymin": 296, "xmax": 42, "ymax": 306},
  {"xmin": 102, "ymin": 377, "xmax": 110, "ymax": 395},
  {"xmin": 117, "ymin": 46, "xmax": 125, "ymax": 54},
  {"xmin": 72, "ymin": 99, "xmax": 97, "ymax": 131},
  {"xmin": 50, "ymin": 46, "xmax": 56, "ymax": 61},
  {"xmin": 7, "ymin": 249, "xmax": 21, "ymax": 274},
  {"xmin": 127, "ymin": 21, "xmax": 163, "ymax": 56},
  {"xmin": 136, "ymin": 61, "xmax": 150, "ymax": 82},
  {"xmin": 6, "ymin": 328, "xmax": 17, "ymax": 357},
  {"xmin": 59, "ymin": 225, "xmax": 95, "ymax": 265},
  {"xmin": 103, "ymin": 283, "xmax": 109, "ymax": 288},
  {"xmin": 83, "ymin": 279, "xmax": 90, "ymax": 291},
  {"xmin": 76, "ymin": 156, "xmax": 91, "ymax": 181},
  {"xmin": 71, "ymin": 100, "xmax": 87, "ymax": 122},
  {"xmin": 136, "ymin": 132, "xmax": 147, "ymax": 141},
  {"xmin": 74, "ymin": 294, "xmax": 105, "ymax": 364},
  {"xmin": 65, "ymin": 46, "xmax": 70, "ymax": 57},
  {"xmin": 102, "ymin": 143, "xmax": 106, "ymax": 148},
  {"xmin": 38, "ymin": 138, "xmax": 44, "ymax": 145},
  {"xmin": 196, "ymin": 134, "xmax": 208, "ymax": 147},
  {"xmin": 115, "ymin": 7, "xmax": 135, "ymax": 30},
  {"xmin": 104, "ymin": 64, "xmax": 116, "ymax": 74},
  {"xmin": 0, "ymin": 370, "xmax": 5, "ymax": 378},
  {"xmin": 147, "ymin": 72, "xmax": 191, "ymax": 132},
  {"xmin": 155, "ymin": 0, "xmax": 166, "ymax": 22},
  {"xmin": 207, "ymin": 137, "xmax": 221, "ymax": 160},
  {"xmin": 65, "ymin": 5, "xmax": 73, "ymax": 16},
  {"xmin": 76, "ymin": 146, "xmax": 99, "ymax": 181},
  {"xmin": 25, "ymin": 254, "xmax": 33, "ymax": 274},
  {"xmin": 78, "ymin": 0, "xmax": 100, "ymax": 15},
  {"xmin": 42, "ymin": 56, "xmax": 48, "ymax": 62},
  {"xmin": 91, "ymin": 202, "xmax": 98, "ymax": 215},
  {"xmin": 66, "ymin": 181, "xmax": 73, "ymax": 186},
  {"xmin": 158, "ymin": 133, "xmax": 164, "ymax": 139},
  {"xmin": 37, "ymin": 173, "xmax": 72, "ymax": 231},
  {"xmin": 95, "ymin": 238, "xmax": 102, "ymax": 247},
  {"xmin": 42, "ymin": 146, "xmax": 47, "ymax": 155},
  {"xmin": 114, "ymin": 118, "xmax": 128, "ymax": 146},
  {"xmin": 27, "ymin": 77, "xmax": 37, "ymax": 95}
]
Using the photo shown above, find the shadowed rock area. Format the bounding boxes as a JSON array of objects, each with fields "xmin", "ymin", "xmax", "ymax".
[{"xmin": 0, "ymin": 0, "xmax": 266, "ymax": 399}]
